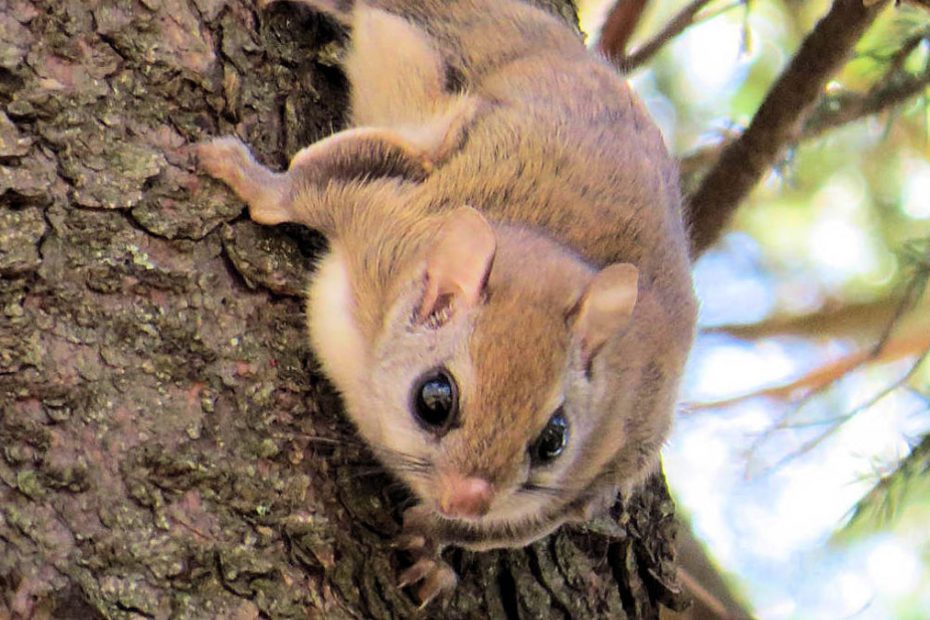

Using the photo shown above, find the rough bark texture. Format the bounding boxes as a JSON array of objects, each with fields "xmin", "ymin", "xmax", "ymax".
[{"xmin": 0, "ymin": 1, "xmax": 685, "ymax": 618}]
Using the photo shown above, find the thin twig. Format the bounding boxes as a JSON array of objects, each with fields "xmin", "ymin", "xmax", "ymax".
[
  {"xmin": 687, "ymin": 0, "xmax": 892, "ymax": 256},
  {"xmin": 687, "ymin": 330, "xmax": 930, "ymax": 411},
  {"xmin": 882, "ymin": 30, "xmax": 929, "ymax": 75},
  {"xmin": 868, "ymin": 265, "xmax": 929, "ymax": 355},
  {"xmin": 623, "ymin": 0, "xmax": 717, "ymax": 69},
  {"xmin": 761, "ymin": 344, "xmax": 930, "ymax": 472}
]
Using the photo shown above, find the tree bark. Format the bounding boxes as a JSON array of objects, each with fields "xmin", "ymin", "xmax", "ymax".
[{"xmin": 0, "ymin": 1, "xmax": 685, "ymax": 618}]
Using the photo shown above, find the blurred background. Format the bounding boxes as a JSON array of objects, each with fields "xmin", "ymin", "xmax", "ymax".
[{"xmin": 577, "ymin": 1, "xmax": 930, "ymax": 617}]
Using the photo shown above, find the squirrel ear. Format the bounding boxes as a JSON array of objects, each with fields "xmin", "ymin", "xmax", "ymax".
[
  {"xmin": 573, "ymin": 263, "xmax": 639, "ymax": 363},
  {"xmin": 418, "ymin": 207, "xmax": 496, "ymax": 323}
]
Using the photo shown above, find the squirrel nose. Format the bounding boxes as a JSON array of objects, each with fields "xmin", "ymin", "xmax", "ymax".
[{"xmin": 438, "ymin": 475, "xmax": 493, "ymax": 518}]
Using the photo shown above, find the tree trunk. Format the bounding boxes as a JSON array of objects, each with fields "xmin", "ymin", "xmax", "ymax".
[{"xmin": 0, "ymin": 1, "xmax": 686, "ymax": 617}]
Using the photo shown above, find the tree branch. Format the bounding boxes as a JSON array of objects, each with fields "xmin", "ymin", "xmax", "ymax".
[
  {"xmin": 687, "ymin": 330, "xmax": 930, "ymax": 411},
  {"xmin": 679, "ymin": 62, "xmax": 930, "ymax": 192},
  {"xmin": 705, "ymin": 295, "xmax": 930, "ymax": 342},
  {"xmin": 597, "ymin": 0, "xmax": 650, "ymax": 63},
  {"xmin": 693, "ymin": 274, "xmax": 929, "ymax": 411},
  {"xmin": 804, "ymin": 63, "xmax": 930, "ymax": 137},
  {"xmin": 687, "ymin": 0, "xmax": 892, "ymax": 256}
]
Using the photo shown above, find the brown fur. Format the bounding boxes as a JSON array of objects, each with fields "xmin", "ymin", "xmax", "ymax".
[{"xmin": 197, "ymin": 0, "xmax": 696, "ymax": 604}]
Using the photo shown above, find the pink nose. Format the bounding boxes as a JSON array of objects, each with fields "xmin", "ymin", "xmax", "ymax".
[{"xmin": 438, "ymin": 475, "xmax": 492, "ymax": 518}]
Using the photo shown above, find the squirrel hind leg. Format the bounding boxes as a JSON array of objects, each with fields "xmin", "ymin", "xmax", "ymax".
[
  {"xmin": 344, "ymin": 6, "xmax": 454, "ymax": 127},
  {"xmin": 342, "ymin": 6, "xmax": 488, "ymax": 163}
]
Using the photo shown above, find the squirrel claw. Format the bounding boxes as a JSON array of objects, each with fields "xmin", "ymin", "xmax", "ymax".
[
  {"xmin": 416, "ymin": 562, "xmax": 457, "ymax": 607},
  {"xmin": 397, "ymin": 558, "xmax": 457, "ymax": 607},
  {"xmin": 391, "ymin": 533, "xmax": 427, "ymax": 551},
  {"xmin": 397, "ymin": 557, "xmax": 434, "ymax": 588}
]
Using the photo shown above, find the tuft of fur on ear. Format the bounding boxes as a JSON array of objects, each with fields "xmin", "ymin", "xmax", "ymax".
[
  {"xmin": 573, "ymin": 263, "xmax": 639, "ymax": 363},
  {"xmin": 418, "ymin": 207, "xmax": 496, "ymax": 324}
]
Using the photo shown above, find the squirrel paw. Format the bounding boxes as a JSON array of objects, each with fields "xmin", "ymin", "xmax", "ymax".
[
  {"xmin": 396, "ymin": 505, "xmax": 457, "ymax": 606},
  {"xmin": 397, "ymin": 555, "xmax": 457, "ymax": 608}
]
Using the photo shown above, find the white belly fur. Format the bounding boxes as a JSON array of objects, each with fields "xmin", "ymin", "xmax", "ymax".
[{"xmin": 306, "ymin": 246, "xmax": 369, "ymax": 415}]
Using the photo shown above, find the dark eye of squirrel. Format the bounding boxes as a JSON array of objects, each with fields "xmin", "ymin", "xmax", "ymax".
[
  {"xmin": 412, "ymin": 368, "xmax": 458, "ymax": 433},
  {"xmin": 530, "ymin": 408, "xmax": 568, "ymax": 465}
]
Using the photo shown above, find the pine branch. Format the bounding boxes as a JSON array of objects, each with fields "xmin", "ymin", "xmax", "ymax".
[
  {"xmin": 680, "ymin": 68, "xmax": 930, "ymax": 199},
  {"xmin": 838, "ymin": 431, "xmax": 930, "ymax": 539},
  {"xmin": 692, "ymin": 262, "xmax": 930, "ymax": 412}
]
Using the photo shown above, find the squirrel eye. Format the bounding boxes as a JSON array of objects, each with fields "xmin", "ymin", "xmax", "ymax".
[
  {"xmin": 530, "ymin": 408, "xmax": 569, "ymax": 465},
  {"xmin": 412, "ymin": 368, "xmax": 458, "ymax": 434}
]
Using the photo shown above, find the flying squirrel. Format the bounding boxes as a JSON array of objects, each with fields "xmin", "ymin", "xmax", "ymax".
[{"xmin": 198, "ymin": 0, "xmax": 697, "ymax": 605}]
